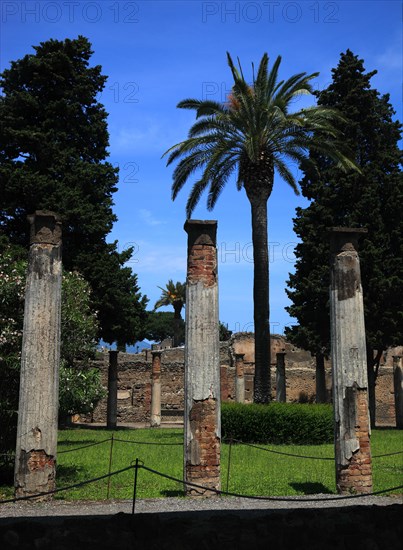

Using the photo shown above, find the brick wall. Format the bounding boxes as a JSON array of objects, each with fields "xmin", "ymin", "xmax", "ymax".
[{"xmin": 86, "ymin": 336, "xmax": 400, "ymax": 426}]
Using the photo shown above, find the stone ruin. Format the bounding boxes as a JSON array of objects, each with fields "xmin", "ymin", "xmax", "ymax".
[{"xmin": 85, "ymin": 335, "xmax": 400, "ymax": 427}]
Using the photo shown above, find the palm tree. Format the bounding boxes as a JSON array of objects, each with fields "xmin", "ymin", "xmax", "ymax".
[
  {"xmin": 164, "ymin": 53, "xmax": 358, "ymax": 403},
  {"xmin": 154, "ymin": 280, "xmax": 186, "ymax": 347}
]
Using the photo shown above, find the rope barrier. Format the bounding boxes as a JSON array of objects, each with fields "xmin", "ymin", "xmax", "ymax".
[
  {"xmin": 223, "ymin": 438, "xmax": 403, "ymax": 461},
  {"xmin": 58, "ymin": 438, "xmax": 112, "ymax": 454},
  {"xmin": 140, "ymin": 463, "xmax": 403, "ymax": 502},
  {"xmin": 1, "ymin": 458, "xmax": 401, "ymax": 506},
  {"xmin": 372, "ymin": 450, "xmax": 403, "ymax": 458},
  {"xmin": 228, "ymin": 439, "xmax": 334, "ymax": 460},
  {"xmin": 0, "ymin": 463, "xmax": 137, "ymax": 505},
  {"xmin": 113, "ymin": 437, "xmax": 182, "ymax": 446}
]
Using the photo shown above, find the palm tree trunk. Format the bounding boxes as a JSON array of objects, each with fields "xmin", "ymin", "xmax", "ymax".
[{"xmin": 249, "ymin": 196, "xmax": 271, "ymax": 403}]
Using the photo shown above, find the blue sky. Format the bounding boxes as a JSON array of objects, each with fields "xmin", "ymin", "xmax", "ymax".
[{"xmin": 1, "ymin": 1, "xmax": 401, "ymax": 336}]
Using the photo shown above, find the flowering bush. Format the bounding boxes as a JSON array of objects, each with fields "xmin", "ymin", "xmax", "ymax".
[
  {"xmin": 0, "ymin": 249, "xmax": 25, "ymax": 353},
  {"xmin": 0, "ymin": 246, "xmax": 104, "ymax": 452},
  {"xmin": 59, "ymin": 362, "xmax": 106, "ymax": 419}
]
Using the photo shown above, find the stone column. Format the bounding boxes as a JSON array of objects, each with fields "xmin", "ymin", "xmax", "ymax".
[
  {"xmin": 276, "ymin": 352, "xmax": 286, "ymax": 403},
  {"xmin": 107, "ymin": 350, "xmax": 118, "ymax": 429},
  {"xmin": 14, "ymin": 211, "xmax": 62, "ymax": 499},
  {"xmin": 151, "ymin": 350, "xmax": 162, "ymax": 427},
  {"xmin": 184, "ymin": 220, "xmax": 220, "ymax": 496},
  {"xmin": 393, "ymin": 356, "xmax": 403, "ymax": 429},
  {"xmin": 329, "ymin": 227, "xmax": 372, "ymax": 495},
  {"xmin": 235, "ymin": 353, "xmax": 245, "ymax": 403}
]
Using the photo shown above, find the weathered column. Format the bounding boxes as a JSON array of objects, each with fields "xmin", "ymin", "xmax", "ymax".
[
  {"xmin": 235, "ymin": 353, "xmax": 245, "ymax": 403},
  {"xmin": 14, "ymin": 211, "xmax": 62, "ymax": 499},
  {"xmin": 315, "ymin": 353, "xmax": 327, "ymax": 403},
  {"xmin": 151, "ymin": 350, "xmax": 162, "ymax": 427},
  {"xmin": 107, "ymin": 350, "xmax": 118, "ymax": 429},
  {"xmin": 329, "ymin": 227, "xmax": 372, "ymax": 494},
  {"xmin": 393, "ymin": 356, "xmax": 403, "ymax": 429},
  {"xmin": 276, "ymin": 352, "xmax": 286, "ymax": 403},
  {"xmin": 184, "ymin": 220, "xmax": 220, "ymax": 496}
]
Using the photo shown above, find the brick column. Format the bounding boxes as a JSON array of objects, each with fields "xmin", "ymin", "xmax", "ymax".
[
  {"xmin": 151, "ymin": 350, "xmax": 162, "ymax": 427},
  {"xmin": 184, "ymin": 220, "xmax": 220, "ymax": 496},
  {"xmin": 14, "ymin": 211, "xmax": 62, "ymax": 499},
  {"xmin": 107, "ymin": 351, "xmax": 118, "ymax": 429},
  {"xmin": 329, "ymin": 227, "xmax": 372, "ymax": 494},
  {"xmin": 235, "ymin": 353, "xmax": 245, "ymax": 403},
  {"xmin": 393, "ymin": 356, "xmax": 403, "ymax": 429},
  {"xmin": 276, "ymin": 352, "xmax": 286, "ymax": 403}
]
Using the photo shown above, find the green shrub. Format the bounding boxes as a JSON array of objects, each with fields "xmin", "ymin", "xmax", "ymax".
[{"xmin": 221, "ymin": 402, "xmax": 333, "ymax": 445}]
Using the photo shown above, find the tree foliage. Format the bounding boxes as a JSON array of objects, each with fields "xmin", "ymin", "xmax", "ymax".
[
  {"xmin": 146, "ymin": 310, "xmax": 185, "ymax": 344},
  {"xmin": 165, "ymin": 52, "xmax": 358, "ymax": 402},
  {"xmin": 0, "ymin": 36, "xmax": 147, "ymax": 345},
  {"xmin": 285, "ymin": 50, "xmax": 403, "ymax": 421},
  {"xmin": 219, "ymin": 322, "xmax": 232, "ymax": 341}
]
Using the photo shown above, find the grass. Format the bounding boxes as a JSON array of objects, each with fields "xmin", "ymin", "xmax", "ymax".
[{"xmin": 0, "ymin": 427, "xmax": 401, "ymax": 501}]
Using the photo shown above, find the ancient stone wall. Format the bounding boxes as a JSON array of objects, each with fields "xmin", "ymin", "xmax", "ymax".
[{"xmin": 86, "ymin": 335, "xmax": 400, "ymax": 427}]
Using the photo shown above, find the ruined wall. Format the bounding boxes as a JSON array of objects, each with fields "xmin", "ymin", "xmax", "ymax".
[{"xmin": 86, "ymin": 335, "xmax": 399, "ymax": 426}]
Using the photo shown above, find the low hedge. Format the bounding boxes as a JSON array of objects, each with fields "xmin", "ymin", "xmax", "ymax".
[{"xmin": 221, "ymin": 402, "xmax": 333, "ymax": 445}]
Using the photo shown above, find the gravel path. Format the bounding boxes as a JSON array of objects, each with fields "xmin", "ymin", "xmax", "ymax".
[{"xmin": 1, "ymin": 494, "xmax": 401, "ymax": 519}]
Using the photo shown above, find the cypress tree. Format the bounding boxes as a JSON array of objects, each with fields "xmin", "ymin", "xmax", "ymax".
[
  {"xmin": 0, "ymin": 36, "xmax": 147, "ymax": 345},
  {"xmin": 286, "ymin": 50, "xmax": 403, "ymax": 424}
]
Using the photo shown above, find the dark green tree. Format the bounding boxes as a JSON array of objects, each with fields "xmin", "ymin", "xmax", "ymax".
[
  {"xmin": 286, "ymin": 50, "xmax": 403, "ymax": 424},
  {"xmin": 146, "ymin": 310, "xmax": 185, "ymax": 344},
  {"xmin": 0, "ymin": 36, "xmax": 147, "ymax": 345},
  {"xmin": 219, "ymin": 322, "xmax": 232, "ymax": 342},
  {"xmin": 164, "ymin": 52, "xmax": 358, "ymax": 403}
]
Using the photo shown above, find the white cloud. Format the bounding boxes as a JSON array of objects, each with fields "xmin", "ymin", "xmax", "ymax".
[
  {"xmin": 139, "ymin": 209, "xmax": 166, "ymax": 227},
  {"xmin": 112, "ymin": 124, "xmax": 162, "ymax": 153},
  {"xmin": 126, "ymin": 241, "xmax": 186, "ymax": 275},
  {"xmin": 375, "ymin": 45, "xmax": 402, "ymax": 72}
]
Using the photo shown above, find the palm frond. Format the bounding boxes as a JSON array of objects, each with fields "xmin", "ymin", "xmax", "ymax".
[{"xmin": 165, "ymin": 51, "xmax": 359, "ymax": 216}]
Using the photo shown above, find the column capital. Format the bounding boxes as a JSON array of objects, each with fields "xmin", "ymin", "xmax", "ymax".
[
  {"xmin": 328, "ymin": 227, "xmax": 367, "ymax": 254},
  {"xmin": 184, "ymin": 219, "xmax": 217, "ymax": 248},
  {"xmin": 28, "ymin": 210, "xmax": 62, "ymax": 246}
]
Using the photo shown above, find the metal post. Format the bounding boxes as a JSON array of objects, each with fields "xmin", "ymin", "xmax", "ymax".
[
  {"xmin": 106, "ymin": 435, "xmax": 114, "ymax": 499},
  {"xmin": 132, "ymin": 458, "xmax": 139, "ymax": 514}
]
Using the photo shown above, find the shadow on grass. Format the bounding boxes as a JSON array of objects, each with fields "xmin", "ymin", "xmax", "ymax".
[
  {"xmin": 0, "ymin": 462, "xmax": 14, "ymax": 485},
  {"xmin": 289, "ymin": 482, "xmax": 333, "ymax": 495},
  {"xmin": 60, "ymin": 424, "xmax": 134, "ymax": 432}
]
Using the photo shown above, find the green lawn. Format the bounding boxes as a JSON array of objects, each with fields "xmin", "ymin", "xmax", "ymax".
[{"xmin": 1, "ymin": 427, "xmax": 401, "ymax": 501}]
